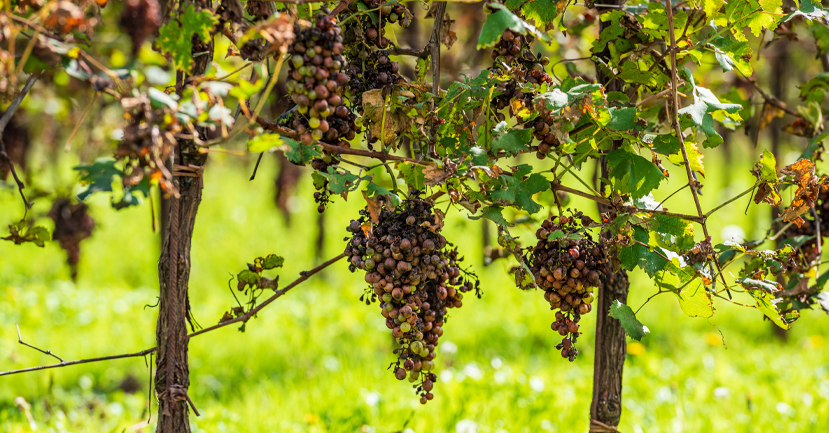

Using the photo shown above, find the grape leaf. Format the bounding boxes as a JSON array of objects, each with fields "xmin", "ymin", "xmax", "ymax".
[
  {"xmin": 679, "ymin": 71, "xmax": 742, "ymax": 126},
  {"xmin": 799, "ymin": 73, "xmax": 829, "ymax": 104},
  {"xmin": 619, "ymin": 226, "xmax": 670, "ymax": 275},
  {"xmin": 2, "ymin": 221, "xmax": 51, "ymax": 247},
  {"xmin": 708, "ymin": 37, "xmax": 753, "ymax": 76},
  {"xmin": 521, "ymin": 0, "xmax": 559, "ymax": 28},
  {"xmin": 469, "ymin": 205, "xmax": 514, "ymax": 228},
  {"xmin": 74, "ymin": 159, "xmax": 123, "ymax": 201},
  {"xmin": 749, "ymin": 289, "xmax": 795, "ymax": 329},
  {"xmin": 606, "ymin": 107, "xmax": 637, "ymax": 131},
  {"xmin": 784, "ymin": 0, "xmax": 829, "ymax": 21},
  {"xmin": 606, "ymin": 149, "xmax": 666, "ymax": 199},
  {"xmin": 157, "ymin": 5, "xmax": 217, "ymax": 72},
  {"xmin": 491, "ymin": 128, "xmax": 532, "ymax": 154},
  {"xmin": 261, "ymin": 254, "xmax": 284, "ymax": 270},
  {"xmin": 609, "ymin": 300, "xmax": 650, "ymax": 341},
  {"xmin": 477, "ymin": 4, "xmax": 547, "ymax": 49},
  {"xmin": 491, "ymin": 172, "xmax": 550, "ymax": 214},
  {"xmin": 675, "ymin": 279, "xmax": 715, "ymax": 318}
]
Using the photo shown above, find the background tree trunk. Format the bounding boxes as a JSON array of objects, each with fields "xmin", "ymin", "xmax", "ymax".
[
  {"xmin": 155, "ymin": 2, "xmax": 213, "ymax": 430},
  {"xmin": 590, "ymin": 1, "xmax": 630, "ymax": 429}
]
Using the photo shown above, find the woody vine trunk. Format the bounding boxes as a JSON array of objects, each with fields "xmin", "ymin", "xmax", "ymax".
[
  {"xmin": 155, "ymin": 2, "xmax": 213, "ymax": 431},
  {"xmin": 590, "ymin": 0, "xmax": 630, "ymax": 430}
]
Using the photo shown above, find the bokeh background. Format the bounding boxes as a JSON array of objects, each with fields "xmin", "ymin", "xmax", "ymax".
[{"xmin": 2, "ymin": 1, "xmax": 829, "ymax": 432}]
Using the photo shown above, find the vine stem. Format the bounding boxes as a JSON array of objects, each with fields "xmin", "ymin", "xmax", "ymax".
[
  {"xmin": 0, "ymin": 253, "xmax": 345, "ymax": 377},
  {"xmin": 664, "ymin": 0, "xmax": 729, "ymax": 292},
  {"xmin": 704, "ymin": 184, "xmax": 756, "ymax": 218},
  {"xmin": 0, "ymin": 74, "xmax": 38, "ymax": 211}
]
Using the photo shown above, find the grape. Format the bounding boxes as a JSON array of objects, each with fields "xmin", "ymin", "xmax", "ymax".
[
  {"xmin": 528, "ymin": 211, "xmax": 608, "ymax": 361},
  {"xmin": 344, "ymin": 190, "xmax": 481, "ymax": 403}
]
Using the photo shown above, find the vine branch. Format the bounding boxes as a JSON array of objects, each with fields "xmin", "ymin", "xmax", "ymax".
[
  {"xmin": 16, "ymin": 324, "xmax": 64, "ymax": 363},
  {"xmin": 0, "ymin": 74, "xmax": 38, "ymax": 211}
]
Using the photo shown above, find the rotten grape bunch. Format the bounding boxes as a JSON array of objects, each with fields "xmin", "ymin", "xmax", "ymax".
[
  {"xmin": 527, "ymin": 213, "xmax": 607, "ymax": 361},
  {"xmin": 344, "ymin": 191, "xmax": 479, "ymax": 403}
]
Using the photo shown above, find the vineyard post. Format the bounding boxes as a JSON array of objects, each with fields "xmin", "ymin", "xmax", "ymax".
[
  {"xmin": 154, "ymin": 1, "xmax": 214, "ymax": 431},
  {"xmin": 589, "ymin": 0, "xmax": 630, "ymax": 429}
]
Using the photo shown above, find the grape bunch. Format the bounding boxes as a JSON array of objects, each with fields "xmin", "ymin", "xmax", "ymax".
[
  {"xmin": 345, "ymin": 50, "xmax": 402, "ymax": 109},
  {"xmin": 48, "ymin": 198, "xmax": 95, "ymax": 281},
  {"xmin": 342, "ymin": 0, "xmax": 412, "ymax": 49},
  {"xmin": 526, "ymin": 112, "xmax": 564, "ymax": 159},
  {"xmin": 527, "ymin": 212, "xmax": 607, "ymax": 361},
  {"xmin": 286, "ymin": 13, "xmax": 356, "ymax": 147},
  {"xmin": 344, "ymin": 191, "xmax": 479, "ymax": 403}
]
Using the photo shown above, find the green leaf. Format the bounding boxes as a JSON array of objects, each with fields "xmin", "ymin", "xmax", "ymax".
[
  {"xmin": 521, "ymin": 0, "xmax": 559, "ymax": 27},
  {"xmin": 606, "ymin": 149, "xmax": 666, "ymax": 199},
  {"xmin": 477, "ymin": 4, "xmax": 547, "ymax": 49},
  {"xmin": 247, "ymin": 134, "xmax": 284, "ymax": 153},
  {"xmin": 675, "ymin": 279, "xmax": 715, "ymax": 318},
  {"xmin": 749, "ymin": 289, "xmax": 792, "ymax": 329},
  {"xmin": 592, "ymin": 11, "xmax": 625, "ymax": 53},
  {"xmin": 757, "ymin": 149, "xmax": 778, "ymax": 183},
  {"xmin": 320, "ymin": 168, "xmax": 360, "ymax": 194},
  {"xmin": 618, "ymin": 226, "xmax": 670, "ymax": 275},
  {"xmin": 148, "ymin": 87, "xmax": 179, "ymax": 110},
  {"xmin": 606, "ymin": 107, "xmax": 637, "ymax": 130},
  {"xmin": 2, "ymin": 222, "xmax": 51, "ymax": 247},
  {"xmin": 238, "ymin": 270, "xmax": 260, "ymax": 286},
  {"xmin": 492, "ymin": 172, "xmax": 550, "ymax": 214},
  {"xmin": 799, "ymin": 73, "xmax": 829, "ymax": 104},
  {"xmin": 609, "ymin": 300, "xmax": 650, "ymax": 341},
  {"xmin": 784, "ymin": 0, "xmax": 829, "ymax": 21},
  {"xmin": 285, "ymin": 138, "xmax": 321, "ymax": 165},
  {"xmin": 708, "ymin": 37, "xmax": 753, "ymax": 76},
  {"xmin": 157, "ymin": 5, "xmax": 217, "ymax": 72},
  {"xmin": 230, "ymin": 78, "xmax": 266, "ymax": 100},
  {"xmin": 74, "ymin": 159, "xmax": 123, "ymax": 201},
  {"xmin": 469, "ymin": 205, "xmax": 514, "ymax": 227},
  {"xmin": 366, "ymin": 182, "xmax": 401, "ymax": 206},
  {"xmin": 397, "ymin": 163, "xmax": 426, "ymax": 190},
  {"xmin": 649, "ymin": 134, "xmax": 681, "ymax": 155},
  {"xmin": 492, "ymin": 128, "xmax": 532, "ymax": 154},
  {"xmin": 679, "ymin": 78, "xmax": 743, "ymax": 126},
  {"xmin": 261, "ymin": 254, "xmax": 284, "ymax": 270}
]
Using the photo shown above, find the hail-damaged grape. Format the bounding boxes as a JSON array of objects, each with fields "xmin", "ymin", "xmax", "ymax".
[
  {"xmin": 526, "ymin": 211, "xmax": 607, "ymax": 361},
  {"xmin": 344, "ymin": 190, "xmax": 480, "ymax": 402}
]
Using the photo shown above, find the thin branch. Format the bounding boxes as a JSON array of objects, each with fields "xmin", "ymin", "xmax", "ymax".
[
  {"xmin": 0, "ymin": 348, "xmax": 156, "ymax": 377},
  {"xmin": 387, "ymin": 47, "xmax": 428, "ymax": 59},
  {"xmin": 664, "ymin": 0, "xmax": 729, "ymax": 292},
  {"xmin": 551, "ymin": 183, "xmax": 706, "ymax": 223},
  {"xmin": 635, "ymin": 88, "xmax": 672, "ymax": 107},
  {"xmin": 16, "ymin": 324, "xmax": 64, "ymax": 363},
  {"xmin": 1, "ymin": 253, "xmax": 346, "ymax": 377},
  {"xmin": 0, "ymin": 74, "xmax": 38, "ymax": 210},
  {"xmin": 704, "ymin": 184, "xmax": 756, "ymax": 217}
]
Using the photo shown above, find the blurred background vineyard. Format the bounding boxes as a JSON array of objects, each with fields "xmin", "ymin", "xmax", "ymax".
[{"xmin": 2, "ymin": 1, "xmax": 829, "ymax": 432}]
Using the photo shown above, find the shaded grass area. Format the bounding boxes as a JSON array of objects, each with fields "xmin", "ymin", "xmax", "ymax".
[{"xmin": 1, "ymin": 151, "xmax": 829, "ymax": 433}]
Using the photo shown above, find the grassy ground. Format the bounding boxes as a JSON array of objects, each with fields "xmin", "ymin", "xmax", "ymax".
[{"xmin": 1, "ymin": 147, "xmax": 829, "ymax": 433}]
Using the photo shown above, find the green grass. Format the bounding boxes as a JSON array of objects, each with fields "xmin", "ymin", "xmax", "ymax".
[{"xmin": 2, "ymin": 148, "xmax": 829, "ymax": 433}]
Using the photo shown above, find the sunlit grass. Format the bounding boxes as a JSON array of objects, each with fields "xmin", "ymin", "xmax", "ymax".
[{"xmin": 2, "ymin": 150, "xmax": 829, "ymax": 433}]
